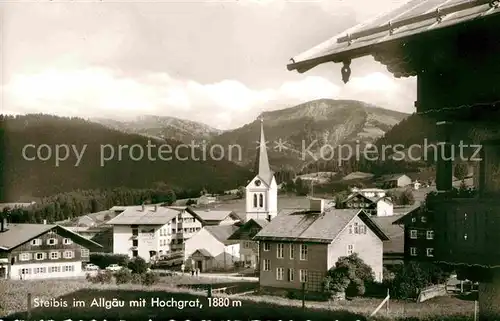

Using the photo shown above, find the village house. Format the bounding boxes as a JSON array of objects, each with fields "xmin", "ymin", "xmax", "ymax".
[
  {"xmin": 377, "ymin": 174, "xmax": 412, "ymax": 189},
  {"xmin": 254, "ymin": 198, "xmax": 388, "ymax": 293},
  {"xmin": 107, "ymin": 204, "xmax": 202, "ymax": 263},
  {"xmin": 392, "ymin": 205, "xmax": 435, "ymax": 261},
  {"xmin": 196, "ymin": 195, "xmax": 217, "ymax": 205},
  {"xmin": 227, "ymin": 218, "xmax": 270, "ymax": 269},
  {"xmin": 184, "ymin": 224, "xmax": 240, "ymax": 272},
  {"xmin": 339, "ymin": 192, "xmax": 394, "ymax": 217},
  {"xmin": 0, "ymin": 219, "xmax": 102, "ymax": 280}
]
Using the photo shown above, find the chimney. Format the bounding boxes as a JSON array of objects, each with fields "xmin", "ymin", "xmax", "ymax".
[
  {"xmin": 154, "ymin": 205, "xmax": 158, "ymax": 212},
  {"xmin": 43, "ymin": 219, "xmax": 47, "ymax": 225},
  {"xmin": 142, "ymin": 204, "xmax": 145, "ymax": 211},
  {"xmin": 309, "ymin": 198, "xmax": 325, "ymax": 213}
]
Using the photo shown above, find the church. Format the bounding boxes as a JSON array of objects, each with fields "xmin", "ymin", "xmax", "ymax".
[{"xmin": 227, "ymin": 119, "xmax": 278, "ymax": 269}]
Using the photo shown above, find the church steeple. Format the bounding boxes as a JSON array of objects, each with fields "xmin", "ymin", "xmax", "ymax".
[{"xmin": 255, "ymin": 118, "xmax": 272, "ymax": 184}]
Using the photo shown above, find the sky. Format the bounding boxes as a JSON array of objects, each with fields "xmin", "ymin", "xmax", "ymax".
[{"xmin": 0, "ymin": 0, "xmax": 416, "ymax": 130}]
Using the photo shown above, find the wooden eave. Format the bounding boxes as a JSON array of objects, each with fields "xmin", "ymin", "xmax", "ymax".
[{"xmin": 287, "ymin": 0, "xmax": 500, "ymax": 78}]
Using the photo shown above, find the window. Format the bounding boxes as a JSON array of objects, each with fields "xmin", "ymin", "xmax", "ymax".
[
  {"xmin": 63, "ymin": 251, "xmax": 74, "ymax": 259},
  {"xmin": 410, "ymin": 230, "xmax": 417, "ymax": 239},
  {"xmin": 34, "ymin": 267, "xmax": 46, "ymax": 274},
  {"xmin": 300, "ymin": 244, "xmax": 308, "ymax": 260},
  {"xmin": 81, "ymin": 249, "xmax": 90, "ymax": 257},
  {"xmin": 263, "ymin": 259, "xmax": 270, "ymax": 271},
  {"xmin": 132, "ymin": 239, "xmax": 138, "ymax": 247},
  {"xmin": 288, "ymin": 268, "xmax": 294, "ymax": 282},
  {"xmin": 348, "ymin": 225, "xmax": 353, "ymax": 234},
  {"xmin": 253, "ymin": 194, "xmax": 258, "ymax": 208},
  {"xmin": 47, "ymin": 238, "xmax": 58, "ymax": 245},
  {"xmin": 132, "ymin": 228, "xmax": 139, "ymax": 236},
  {"xmin": 354, "ymin": 222, "xmax": 359, "ymax": 233},
  {"xmin": 132, "ymin": 250, "xmax": 138, "ymax": 257},
  {"xmin": 19, "ymin": 253, "xmax": 31, "ymax": 261},
  {"xmin": 347, "ymin": 244, "xmax": 354, "ymax": 255},
  {"xmin": 20, "ymin": 268, "xmax": 31, "ymax": 275},
  {"xmin": 259, "ymin": 194, "xmax": 264, "ymax": 207},
  {"xmin": 299, "ymin": 269, "xmax": 308, "ymax": 283},
  {"xmin": 63, "ymin": 238, "xmax": 72, "ymax": 245},
  {"xmin": 426, "ymin": 248, "xmax": 434, "ymax": 257},
  {"xmin": 421, "ymin": 216, "xmax": 427, "ymax": 223},
  {"xmin": 160, "ymin": 229, "xmax": 164, "ymax": 236},
  {"xmin": 411, "ymin": 217, "xmax": 416, "ymax": 223},
  {"xmin": 50, "ymin": 266, "xmax": 61, "ymax": 273},
  {"xmin": 276, "ymin": 267, "xmax": 284, "ymax": 280},
  {"xmin": 64, "ymin": 265, "xmax": 75, "ymax": 272},
  {"xmin": 31, "ymin": 239, "xmax": 41, "ymax": 246},
  {"xmin": 35, "ymin": 253, "xmax": 45, "ymax": 260},
  {"xmin": 289, "ymin": 244, "xmax": 295, "ymax": 259},
  {"xmin": 50, "ymin": 252, "xmax": 60, "ymax": 260},
  {"xmin": 410, "ymin": 247, "xmax": 417, "ymax": 256},
  {"xmin": 263, "ymin": 242, "xmax": 270, "ymax": 251},
  {"xmin": 426, "ymin": 230, "xmax": 434, "ymax": 240},
  {"xmin": 277, "ymin": 243, "xmax": 284, "ymax": 258}
]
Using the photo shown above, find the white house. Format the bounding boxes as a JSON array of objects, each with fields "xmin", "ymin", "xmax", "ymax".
[
  {"xmin": 350, "ymin": 188, "xmax": 386, "ymax": 198},
  {"xmin": 107, "ymin": 205, "xmax": 202, "ymax": 263},
  {"xmin": 341, "ymin": 193, "xmax": 394, "ymax": 216},
  {"xmin": 184, "ymin": 224, "xmax": 240, "ymax": 272},
  {"xmin": 245, "ymin": 119, "xmax": 278, "ymax": 222},
  {"xmin": 0, "ymin": 219, "xmax": 102, "ymax": 280}
]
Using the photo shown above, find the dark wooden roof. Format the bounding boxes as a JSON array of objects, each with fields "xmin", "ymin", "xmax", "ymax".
[{"xmin": 287, "ymin": 0, "xmax": 500, "ymax": 77}]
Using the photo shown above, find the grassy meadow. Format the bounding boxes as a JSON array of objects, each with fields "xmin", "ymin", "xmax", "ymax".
[{"xmin": 0, "ymin": 275, "xmax": 476, "ymax": 321}]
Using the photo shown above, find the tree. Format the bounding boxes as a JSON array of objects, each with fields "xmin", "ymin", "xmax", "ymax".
[
  {"xmin": 294, "ymin": 178, "xmax": 308, "ymax": 196},
  {"xmin": 236, "ymin": 186, "xmax": 245, "ymax": 199},
  {"xmin": 454, "ymin": 163, "xmax": 469, "ymax": 181},
  {"xmin": 127, "ymin": 257, "xmax": 149, "ymax": 274},
  {"xmin": 389, "ymin": 262, "xmax": 451, "ymax": 299},
  {"xmin": 398, "ymin": 189, "xmax": 415, "ymax": 205},
  {"xmin": 323, "ymin": 254, "xmax": 375, "ymax": 298},
  {"xmin": 163, "ymin": 189, "xmax": 176, "ymax": 205}
]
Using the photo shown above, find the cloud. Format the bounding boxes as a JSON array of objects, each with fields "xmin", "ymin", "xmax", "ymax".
[{"xmin": 2, "ymin": 67, "xmax": 414, "ymax": 130}]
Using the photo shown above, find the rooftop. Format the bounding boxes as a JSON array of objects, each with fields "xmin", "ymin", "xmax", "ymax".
[
  {"xmin": 205, "ymin": 224, "xmax": 240, "ymax": 245},
  {"xmin": 255, "ymin": 208, "xmax": 388, "ymax": 243},
  {"xmin": 0, "ymin": 223, "xmax": 102, "ymax": 250},
  {"xmin": 106, "ymin": 206, "xmax": 180, "ymax": 225},
  {"xmin": 287, "ymin": 0, "xmax": 500, "ymax": 77}
]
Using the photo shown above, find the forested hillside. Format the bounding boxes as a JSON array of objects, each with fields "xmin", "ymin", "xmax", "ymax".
[{"xmin": 0, "ymin": 114, "xmax": 251, "ymax": 201}]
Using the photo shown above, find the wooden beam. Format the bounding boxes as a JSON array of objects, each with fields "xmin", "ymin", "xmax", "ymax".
[
  {"xmin": 337, "ymin": 0, "xmax": 493, "ymax": 44},
  {"xmin": 436, "ymin": 121, "xmax": 453, "ymax": 191}
]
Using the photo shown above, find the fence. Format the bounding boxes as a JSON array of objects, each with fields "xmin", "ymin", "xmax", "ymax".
[
  {"xmin": 417, "ymin": 284, "xmax": 447, "ymax": 302},
  {"xmin": 370, "ymin": 289, "xmax": 390, "ymax": 317}
]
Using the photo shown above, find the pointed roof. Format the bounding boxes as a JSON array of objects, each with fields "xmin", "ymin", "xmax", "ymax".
[{"xmin": 254, "ymin": 118, "xmax": 273, "ymax": 185}]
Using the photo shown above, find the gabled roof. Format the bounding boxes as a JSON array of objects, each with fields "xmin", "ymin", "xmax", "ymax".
[
  {"xmin": 378, "ymin": 174, "xmax": 410, "ymax": 182},
  {"xmin": 254, "ymin": 209, "xmax": 389, "ymax": 243},
  {"xmin": 372, "ymin": 215, "xmax": 405, "ymax": 254},
  {"xmin": 392, "ymin": 205, "xmax": 423, "ymax": 225},
  {"xmin": 287, "ymin": 0, "xmax": 500, "ymax": 75},
  {"xmin": 227, "ymin": 218, "xmax": 269, "ymax": 240},
  {"xmin": 0, "ymin": 224, "xmax": 102, "ymax": 251},
  {"xmin": 342, "ymin": 192, "xmax": 392, "ymax": 205},
  {"xmin": 106, "ymin": 206, "xmax": 180, "ymax": 225},
  {"xmin": 205, "ymin": 225, "xmax": 240, "ymax": 245},
  {"xmin": 186, "ymin": 208, "xmax": 239, "ymax": 223},
  {"xmin": 192, "ymin": 248, "xmax": 213, "ymax": 258}
]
